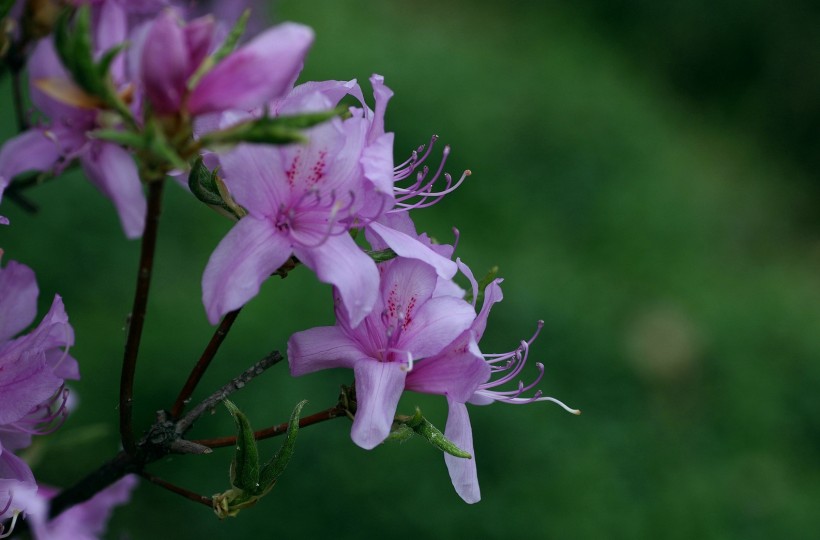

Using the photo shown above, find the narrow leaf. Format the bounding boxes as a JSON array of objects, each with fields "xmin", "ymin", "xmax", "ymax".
[
  {"xmin": 366, "ymin": 248, "xmax": 397, "ymax": 263},
  {"xmin": 188, "ymin": 157, "xmax": 225, "ymax": 206},
  {"xmin": 199, "ymin": 108, "xmax": 342, "ymax": 147},
  {"xmin": 257, "ymin": 400, "xmax": 307, "ymax": 495},
  {"xmin": 408, "ymin": 408, "xmax": 471, "ymax": 459},
  {"xmin": 224, "ymin": 399, "xmax": 260, "ymax": 493},
  {"xmin": 91, "ymin": 129, "xmax": 146, "ymax": 149},
  {"xmin": 187, "ymin": 9, "xmax": 250, "ymax": 90}
]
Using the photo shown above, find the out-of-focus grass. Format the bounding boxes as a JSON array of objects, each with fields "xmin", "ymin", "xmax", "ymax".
[{"xmin": 1, "ymin": 1, "xmax": 819, "ymax": 538}]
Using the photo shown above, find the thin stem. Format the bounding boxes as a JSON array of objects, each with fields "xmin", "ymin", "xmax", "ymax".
[
  {"xmin": 51, "ymin": 352, "xmax": 280, "ymax": 518},
  {"xmin": 49, "ymin": 451, "xmax": 136, "ymax": 519},
  {"xmin": 120, "ymin": 179, "xmax": 165, "ymax": 455},
  {"xmin": 194, "ymin": 405, "xmax": 346, "ymax": 449},
  {"xmin": 175, "ymin": 350, "xmax": 283, "ymax": 436},
  {"xmin": 139, "ymin": 471, "xmax": 212, "ymax": 509},
  {"xmin": 169, "ymin": 308, "xmax": 241, "ymax": 419}
]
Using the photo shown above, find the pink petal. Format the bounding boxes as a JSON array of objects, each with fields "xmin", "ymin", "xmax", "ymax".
[
  {"xmin": 367, "ymin": 74, "xmax": 393, "ymax": 142},
  {"xmin": 95, "ymin": 1, "xmax": 128, "ymax": 81},
  {"xmin": 141, "ymin": 10, "xmax": 189, "ymax": 114},
  {"xmin": 288, "ymin": 325, "xmax": 367, "ymax": 376},
  {"xmin": 368, "ymin": 221, "xmax": 458, "ymax": 279},
  {"xmin": 472, "ymin": 277, "xmax": 504, "ymax": 341},
  {"xmin": 49, "ymin": 474, "xmax": 138, "ymax": 538},
  {"xmin": 184, "ymin": 16, "xmax": 216, "ymax": 78},
  {"xmin": 405, "ymin": 336, "xmax": 489, "ymax": 402},
  {"xmin": 350, "ymin": 359, "xmax": 407, "ymax": 450},
  {"xmin": 399, "ymin": 295, "xmax": 476, "ymax": 359},
  {"xmin": 202, "ymin": 217, "xmax": 291, "ymax": 324},
  {"xmin": 379, "ymin": 257, "xmax": 438, "ymax": 322},
  {"xmin": 0, "ymin": 130, "xmax": 62, "ymax": 196},
  {"xmin": 443, "ymin": 399, "xmax": 480, "ymax": 503},
  {"xmin": 361, "ymin": 132, "xmax": 395, "ymax": 196},
  {"xmin": 188, "ymin": 22, "xmax": 314, "ymax": 115},
  {"xmin": 219, "ymin": 143, "xmax": 288, "ymax": 216},
  {"xmin": 28, "ymin": 39, "xmax": 93, "ymax": 124},
  {"xmin": 80, "ymin": 142, "xmax": 146, "ymax": 239},
  {"xmin": 0, "ymin": 351, "xmax": 61, "ymax": 426},
  {"xmin": 0, "ymin": 259, "xmax": 38, "ymax": 343},
  {"xmin": 275, "ymin": 79, "xmax": 363, "ymax": 115},
  {"xmin": 294, "ymin": 233, "xmax": 378, "ymax": 328}
]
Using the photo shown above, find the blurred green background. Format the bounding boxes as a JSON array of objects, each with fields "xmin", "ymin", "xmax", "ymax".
[{"xmin": 2, "ymin": 0, "xmax": 820, "ymax": 538}]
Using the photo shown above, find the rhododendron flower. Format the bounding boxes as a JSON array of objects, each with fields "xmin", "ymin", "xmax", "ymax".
[
  {"xmin": 9, "ymin": 475, "xmax": 137, "ymax": 539},
  {"xmin": 0, "ymin": 2, "xmax": 145, "ymax": 237},
  {"xmin": 405, "ymin": 261, "xmax": 579, "ymax": 503},
  {"xmin": 288, "ymin": 257, "xmax": 476, "ymax": 449},
  {"xmin": 0, "ymin": 256, "xmax": 77, "ymax": 527},
  {"xmin": 202, "ymin": 76, "xmax": 394, "ymax": 325},
  {"xmin": 137, "ymin": 10, "xmax": 312, "ymax": 116}
]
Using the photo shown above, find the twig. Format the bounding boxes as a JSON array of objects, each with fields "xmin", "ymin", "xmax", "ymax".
[
  {"xmin": 51, "ymin": 352, "xmax": 283, "ymax": 518},
  {"xmin": 120, "ymin": 179, "xmax": 165, "ymax": 455},
  {"xmin": 175, "ymin": 350, "xmax": 283, "ymax": 435},
  {"xmin": 194, "ymin": 405, "xmax": 346, "ymax": 449},
  {"xmin": 169, "ymin": 309, "xmax": 241, "ymax": 419},
  {"xmin": 139, "ymin": 471, "xmax": 213, "ymax": 509}
]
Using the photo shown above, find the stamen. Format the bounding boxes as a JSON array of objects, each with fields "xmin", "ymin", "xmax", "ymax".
[
  {"xmin": 0, "ymin": 512, "xmax": 19, "ymax": 539},
  {"xmin": 390, "ymin": 138, "xmax": 470, "ymax": 213},
  {"xmin": 475, "ymin": 321, "xmax": 579, "ymax": 415}
]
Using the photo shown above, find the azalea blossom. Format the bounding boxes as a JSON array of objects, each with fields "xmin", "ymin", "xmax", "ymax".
[
  {"xmin": 405, "ymin": 261, "xmax": 579, "ymax": 503},
  {"xmin": 202, "ymin": 76, "xmax": 393, "ymax": 326},
  {"xmin": 0, "ymin": 255, "xmax": 77, "ymax": 527},
  {"xmin": 0, "ymin": 2, "xmax": 146, "ymax": 237},
  {"xmin": 137, "ymin": 10, "xmax": 313, "ymax": 117},
  {"xmin": 288, "ymin": 256, "xmax": 476, "ymax": 449},
  {"xmin": 5, "ymin": 475, "xmax": 137, "ymax": 539}
]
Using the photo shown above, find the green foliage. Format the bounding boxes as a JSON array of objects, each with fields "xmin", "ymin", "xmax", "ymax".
[
  {"xmin": 199, "ymin": 108, "xmax": 344, "ymax": 147},
  {"xmin": 214, "ymin": 400, "xmax": 307, "ymax": 519}
]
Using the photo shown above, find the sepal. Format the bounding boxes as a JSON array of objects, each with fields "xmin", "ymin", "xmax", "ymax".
[
  {"xmin": 187, "ymin": 9, "xmax": 249, "ymax": 90},
  {"xmin": 188, "ymin": 156, "xmax": 244, "ymax": 218},
  {"xmin": 199, "ymin": 108, "xmax": 343, "ymax": 147},
  {"xmin": 393, "ymin": 408, "xmax": 472, "ymax": 459},
  {"xmin": 53, "ymin": 5, "xmax": 133, "ymax": 123}
]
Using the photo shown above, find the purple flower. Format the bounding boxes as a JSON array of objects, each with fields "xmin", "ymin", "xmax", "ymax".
[
  {"xmin": 137, "ymin": 10, "xmax": 313, "ymax": 116},
  {"xmin": 202, "ymin": 77, "xmax": 398, "ymax": 326},
  {"xmin": 7, "ymin": 475, "xmax": 138, "ymax": 539},
  {"xmin": 288, "ymin": 257, "xmax": 477, "ymax": 449},
  {"xmin": 0, "ymin": 3, "xmax": 146, "ymax": 237},
  {"xmin": 405, "ymin": 261, "xmax": 579, "ymax": 503},
  {"xmin": 0, "ymin": 255, "xmax": 78, "ymax": 528}
]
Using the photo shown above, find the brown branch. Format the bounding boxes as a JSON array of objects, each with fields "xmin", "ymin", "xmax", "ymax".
[
  {"xmin": 139, "ymin": 471, "xmax": 213, "ymax": 509},
  {"xmin": 175, "ymin": 350, "xmax": 283, "ymax": 436},
  {"xmin": 51, "ymin": 352, "xmax": 281, "ymax": 518},
  {"xmin": 120, "ymin": 179, "xmax": 165, "ymax": 455},
  {"xmin": 194, "ymin": 404, "xmax": 346, "ymax": 449},
  {"xmin": 169, "ymin": 308, "xmax": 241, "ymax": 419}
]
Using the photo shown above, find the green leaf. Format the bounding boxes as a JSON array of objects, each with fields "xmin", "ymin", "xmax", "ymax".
[
  {"xmin": 199, "ymin": 108, "xmax": 343, "ymax": 147},
  {"xmin": 224, "ymin": 400, "xmax": 260, "ymax": 493},
  {"xmin": 406, "ymin": 408, "xmax": 471, "ymax": 459},
  {"xmin": 187, "ymin": 9, "xmax": 250, "ymax": 90},
  {"xmin": 366, "ymin": 248, "xmax": 398, "ymax": 263},
  {"xmin": 257, "ymin": 400, "xmax": 307, "ymax": 496},
  {"xmin": 188, "ymin": 157, "xmax": 224, "ymax": 206},
  {"xmin": 385, "ymin": 423, "xmax": 414, "ymax": 443},
  {"xmin": 90, "ymin": 129, "xmax": 146, "ymax": 149}
]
